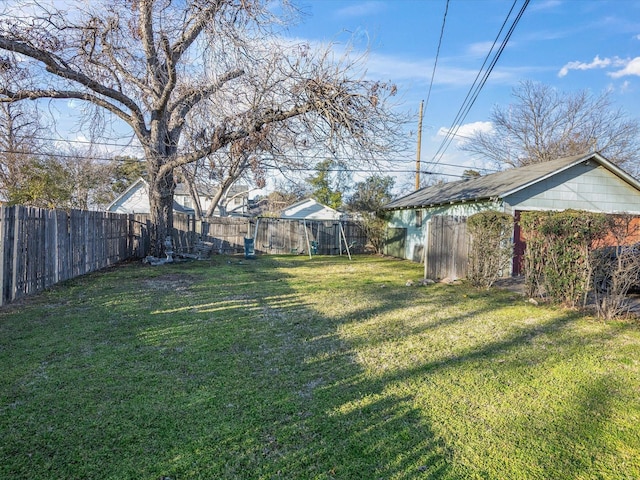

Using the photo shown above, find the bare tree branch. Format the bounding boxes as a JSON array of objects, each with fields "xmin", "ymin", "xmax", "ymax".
[
  {"xmin": 0, "ymin": 0, "xmax": 405, "ymax": 256},
  {"xmin": 461, "ymin": 80, "xmax": 640, "ymax": 171}
]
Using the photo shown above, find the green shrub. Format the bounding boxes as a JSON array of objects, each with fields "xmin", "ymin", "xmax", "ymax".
[
  {"xmin": 467, "ymin": 211, "xmax": 514, "ymax": 288},
  {"xmin": 521, "ymin": 210, "xmax": 608, "ymax": 307}
]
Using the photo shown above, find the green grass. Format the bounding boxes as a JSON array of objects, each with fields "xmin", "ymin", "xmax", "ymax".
[{"xmin": 1, "ymin": 255, "xmax": 639, "ymax": 479}]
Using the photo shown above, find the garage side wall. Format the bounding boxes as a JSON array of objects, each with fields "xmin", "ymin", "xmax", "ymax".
[
  {"xmin": 385, "ymin": 201, "xmax": 503, "ymax": 262},
  {"xmin": 505, "ymin": 163, "xmax": 640, "ymax": 214}
]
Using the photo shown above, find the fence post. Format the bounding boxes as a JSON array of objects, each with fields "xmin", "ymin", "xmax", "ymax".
[
  {"xmin": 423, "ymin": 218, "xmax": 430, "ymax": 279},
  {"xmin": 0, "ymin": 207, "xmax": 6, "ymax": 306}
]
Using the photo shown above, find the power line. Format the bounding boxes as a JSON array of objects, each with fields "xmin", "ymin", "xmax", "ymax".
[
  {"xmin": 430, "ymin": 0, "xmax": 530, "ymax": 167},
  {"xmin": 424, "ymin": 0, "xmax": 449, "ymax": 118},
  {"xmin": 430, "ymin": 0, "xmax": 519, "ymax": 165},
  {"xmin": 0, "ymin": 148, "xmax": 492, "ymax": 180},
  {"xmin": 431, "ymin": 0, "xmax": 519, "ymax": 164},
  {"xmin": 0, "ymin": 146, "xmax": 498, "ymax": 172},
  {"xmin": 0, "ymin": 148, "xmax": 132, "ymax": 163},
  {"xmin": 21, "ymin": 134, "xmax": 141, "ymax": 149}
]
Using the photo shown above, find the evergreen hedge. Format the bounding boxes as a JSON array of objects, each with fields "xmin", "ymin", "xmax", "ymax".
[
  {"xmin": 520, "ymin": 210, "xmax": 608, "ymax": 308},
  {"xmin": 467, "ymin": 211, "xmax": 514, "ymax": 289}
]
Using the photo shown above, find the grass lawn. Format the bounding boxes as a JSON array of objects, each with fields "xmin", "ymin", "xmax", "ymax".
[{"xmin": 1, "ymin": 255, "xmax": 639, "ymax": 479}]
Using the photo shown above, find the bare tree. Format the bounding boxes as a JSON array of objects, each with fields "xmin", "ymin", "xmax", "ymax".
[
  {"xmin": 0, "ymin": 1, "xmax": 402, "ymax": 255},
  {"xmin": 461, "ymin": 80, "xmax": 640, "ymax": 171},
  {"xmin": 0, "ymin": 77, "xmax": 127, "ymax": 209},
  {"xmin": 0, "ymin": 96, "xmax": 46, "ymax": 201},
  {"xmin": 178, "ymin": 130, "xmax": 273, "ymax": 219}
]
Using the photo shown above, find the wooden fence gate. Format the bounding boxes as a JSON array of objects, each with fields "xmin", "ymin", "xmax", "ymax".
[{"xmin": 425, "ymin": 215, "xmax": 470, "ymax": 280}]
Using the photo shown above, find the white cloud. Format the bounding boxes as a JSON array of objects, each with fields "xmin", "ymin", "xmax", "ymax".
[
  {"xmin": 609, "ymin": 57, "xmax": 640, "ymax": 78},
  {"xmin": 364, "ymin": 51, "xmax": 525, "ymax": 87},
  {"xmin": 467, "ymin": 41, "xmax": 495, "ymax": 57},
  {"xmin": 559, "ymin": 55, "xmax": 640, "ymax": 79},
  {"xmin": 558, "ymin": 55, "xmax": 613, "ymax": 77},
  {"xmin": 437, "ymin": 121, "xmax": 493, "ymax": 144},
  {"xmin": 528, "ymin": 0, "xmax": 562, "ymax": 12}
]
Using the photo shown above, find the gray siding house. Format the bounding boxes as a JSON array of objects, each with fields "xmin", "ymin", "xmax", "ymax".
[
  {"xmin": 383, "ymin": 152, "xmax": 640, "ymax": 275},
  {"xmin": 107, "ymin": 178, "xmax": 249, "ymax": 216}
]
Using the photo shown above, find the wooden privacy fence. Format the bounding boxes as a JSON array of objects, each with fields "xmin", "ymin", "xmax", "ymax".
[
  {"xmin": 0, "ymin": 207, "xmax": 368, "ymax": 305},
  {"xmin": 171, "ymin": 214, "xmax": 367, "ymax": 256},
  {"xmin": 253, "ymin": 218, "xmax": 366, "ymax": 255},
  {"xmin": 425, "ymin": 215, "xmax": 470, "ymax": 280},
  {"xmin": 0, "ymin": 206, "xmax": 150, "ymax": 306}
]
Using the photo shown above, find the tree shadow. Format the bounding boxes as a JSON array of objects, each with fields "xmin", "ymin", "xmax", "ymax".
[
  {"xmin": 2, "ymin": 257, "xmax": 638, "ymax": 479},
  {"xmin": 107, "ymin": 260, "xmax": 640, "ymax": 478}
]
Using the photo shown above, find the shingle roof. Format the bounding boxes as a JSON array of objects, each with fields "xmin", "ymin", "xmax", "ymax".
[{"xmin": 384, "ymin": 153, "xmax": 639, "ymax": 210}]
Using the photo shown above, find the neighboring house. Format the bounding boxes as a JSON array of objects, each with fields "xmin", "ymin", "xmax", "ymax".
[
  {"xmin": 383, "ymin": 152, "xmax": 640, "ymax": 275},
  {"xmin": 279, "ymin": 198, "xmax": 343, "ymax": 221},
  {"xmin": 106, "ymin": 178, "xmax": 191, "ymax": 215},
  {"xmin": 107, "ymin": 178, "xmax": 249, "ymax": 217},
  {"xmin": 174, "ymin": 182, "xmax": 249, "ymax": 217}
]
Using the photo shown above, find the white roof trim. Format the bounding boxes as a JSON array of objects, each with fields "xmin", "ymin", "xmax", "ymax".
[{"xmin": 106, "ymin": 177, "xmax": 148, "ymax": 211}]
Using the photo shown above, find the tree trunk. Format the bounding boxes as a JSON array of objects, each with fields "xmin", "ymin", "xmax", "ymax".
[
  {"xmin": 148, "ymin": 167, "xmax": 175, "ymax": 257},
  {"xmin": 205, "ymin": 177, "xmax": 234, "ymax": 217}
]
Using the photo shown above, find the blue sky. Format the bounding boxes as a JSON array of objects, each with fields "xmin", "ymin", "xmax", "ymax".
[
  {"xmin": 5, "ymin": 0, "xmax": 639, "ymax": 193},
  {"xmin": 284, "ymin": 0, "xmax": 640, "ymax": 183}
]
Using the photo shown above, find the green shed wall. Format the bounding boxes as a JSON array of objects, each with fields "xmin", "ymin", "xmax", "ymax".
[
  {"xmin": 386, "ymin": 161, "xmax": 640, "ymax": 263},
  {"xmin": 386, "ymin": 201, "xmax": 502, "ymax": 262}
]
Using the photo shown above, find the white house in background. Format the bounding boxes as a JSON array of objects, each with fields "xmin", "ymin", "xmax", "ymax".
[
  {"xmin": 280, "ymin": 198, "xmax": 343, "ymax": 221},
  {"xmin": 173, "ymin": 182, "xmax": 249, "ymax": 216},
  {"xmin": 106, "ymin": 178, "xmax": 182, "ymax": 214},
  {"xmin": 107, "ymin": 178, "xmax": 249, "ymax": 216}
]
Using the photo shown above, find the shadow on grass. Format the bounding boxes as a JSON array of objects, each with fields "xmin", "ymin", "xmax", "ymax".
[
  {"xmin": 1, "ymin": 255, "xmax": 638, "ymax": 479},
  {"xmin": 138, "ymin": 258, "xmax": 457, "ymax": 478}
]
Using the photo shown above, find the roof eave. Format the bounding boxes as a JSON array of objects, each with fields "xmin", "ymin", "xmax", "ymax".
[
  {"xmin": 385, "ymin": 196, "xmax": 497, "ymax": 211},
  {"xmin": 107, "ymin": 177, "xmax": 148, "ymax": 211}
]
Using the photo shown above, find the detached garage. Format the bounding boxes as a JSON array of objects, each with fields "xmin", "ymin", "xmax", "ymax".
[{"xmin": 383, "ymin": 152, "xmax": 640, "ymax": 277}]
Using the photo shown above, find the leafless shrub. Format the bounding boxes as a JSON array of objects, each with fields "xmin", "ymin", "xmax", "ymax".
[{"xmin": 591, "ymin": 214, "xmax": 640, "ymax": 320}]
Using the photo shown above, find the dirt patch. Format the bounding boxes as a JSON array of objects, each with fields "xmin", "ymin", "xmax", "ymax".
[
  {"xmin": 142, "ymin": 273, "xmax": 199, "ymax": 292},
  {"xmin": 493, "ymin": 276, "xmax": 526, "ymax": 294}
]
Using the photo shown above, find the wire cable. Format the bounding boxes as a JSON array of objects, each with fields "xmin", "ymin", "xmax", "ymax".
[
  {"xmin": 430, "ymin": 0, "xmax": 529, "ymax": 167},
  {"xmin": 0, "ymin": 146, "xmax": 499, "ymax": 173},
  {"xmin": 431, "ymin": 0, "xmax": 519, "ymax": 164},
  {"xmin": 423, "ymin": 0, "xmax": 450, "ymax": 118}
]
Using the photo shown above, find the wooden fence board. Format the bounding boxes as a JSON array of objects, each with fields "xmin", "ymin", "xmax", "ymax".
[
  {"xmin": 0, "ymin": 207, "xmax": 370, "ymax": 306},
  {"xmin": 426, "ymin": 215, "xmax": 470, "ymax": 280},
  {"xmin": 0, "ymin": 207, "xmax": 148, "ymax": 305}
]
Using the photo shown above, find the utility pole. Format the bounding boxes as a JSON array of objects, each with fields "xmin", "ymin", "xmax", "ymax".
[{"xmin": 415, "ymin": 100, "xmax": 424, "ymax": 190}]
